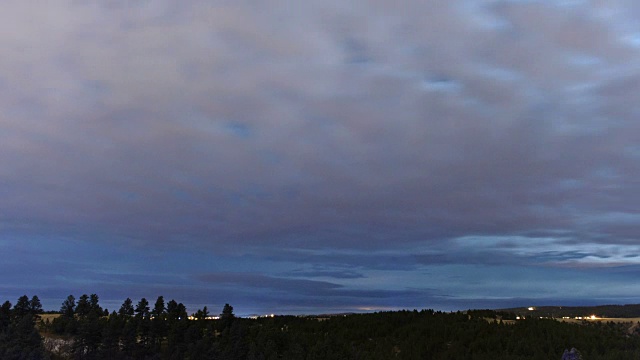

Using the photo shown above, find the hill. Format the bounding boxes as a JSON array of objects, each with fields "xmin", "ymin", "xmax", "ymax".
[{"xmin": 500, "ymin": 304, "xmax": 640, "ymax": 319}]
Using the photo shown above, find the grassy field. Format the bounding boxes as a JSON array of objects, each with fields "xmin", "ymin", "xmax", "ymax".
[{"xmin": 38, "ymin": 314, "xmax": 61, "ymax": 323}]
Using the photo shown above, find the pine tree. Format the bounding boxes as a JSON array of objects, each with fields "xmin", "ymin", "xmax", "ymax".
[
  {"xmin": 135, "ymin": 298, "xmax": 152, "ymax": 356},
  {"xmin": 29, "ymin": 296, "xmax": 42, "ymax": 315},
  {"xmin": 12, "ymin": 296, "xmax": 31, "ymax": 320},
  {"xmin": 76, "ymin": 294, "xmax": 90, "ymax": 318},
  {"xmin": 1, "ymin": 296, "xmax": 48, "ymax": 359},
  {"xmin": 220, "ymin": 303, "xmax": 235, "ymax": 329},
  {"xmin": 60, "ymin": 295, "xmax": 76, "ymax": 318},
  {"xmin": 119, "ymin": 297, "xmax": 134, "ymax": 317},
  {"xmin": 89, "ymin": 294, "xmax": 102, "ymax": 317},
  {"xmin": 151, "ymin": 296, "xmax": 166, "ymax": 320},
  {"xmin": 73, "ymin": 311, "xmax": 102, "ymax": 358},
  {"xmin": 0, "ymin": 301, "xmax": 11, "ymax": 333},
  {"xmin": 150, "ymin": 296, "xmax": 167, "ymax": 352},
  {"xmin": 135, "ymin": 298, "xmax": 150, "ymax": 320}
]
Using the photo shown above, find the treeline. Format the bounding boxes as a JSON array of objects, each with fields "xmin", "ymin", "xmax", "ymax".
[
  {"xmin": 0, "ymin": 295, "xmax": 49, "ymax": 359},
  {"xmin": 4, "ymin": 294, "xmax": 640, "ymax": 359},
  {"xmin": 46, "ymin": 294, "xmax": 236, "ymax": 359}
]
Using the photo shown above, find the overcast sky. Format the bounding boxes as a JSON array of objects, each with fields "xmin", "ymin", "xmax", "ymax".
[{"xmin": 2, "ymin": 0, "xmax": 640, "ymax": 315}]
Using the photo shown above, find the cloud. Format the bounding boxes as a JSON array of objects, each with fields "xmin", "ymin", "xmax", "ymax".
[
  {"xmin": 284, "ymin": 269, "xmax": 366, "ymax": 279},
  {"xmin": 195, "ymin": 272, "xmax": 341, "ymax": 294},
  {"xmin": 2, "ymin": 0, "xmax": 640, "ymax": 312}
]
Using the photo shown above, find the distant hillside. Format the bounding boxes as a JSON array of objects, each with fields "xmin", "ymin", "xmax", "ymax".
[{"xmin": 500, "ymin": 304, "xmax": 640, "ymax": 318}]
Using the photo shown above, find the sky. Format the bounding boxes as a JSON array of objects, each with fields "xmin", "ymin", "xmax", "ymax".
[{"xmin": 2, "ymin": 0, "xmax": 640, "ymax": 316}]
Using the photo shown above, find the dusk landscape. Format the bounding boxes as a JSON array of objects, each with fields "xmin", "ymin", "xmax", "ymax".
[{"xmin": 2, "ymin": 1, "xmax": 640, "ymax": 358}]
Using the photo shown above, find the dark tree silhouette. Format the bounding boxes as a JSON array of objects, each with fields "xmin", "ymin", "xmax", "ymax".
[
  {"xmin": 0, "ymin": 301, "xmax": 11, "ymax": 332},
  {"xmin": 135, "ymin": 298, "xmax": 150, "ymax": 320},
  {"xmin": 29, "ymin": 296, "xmax": 42, "ymax": 315},
  {"xmin": 89, "ymin": 293, "xmax": 102, "ymax": 317},
  {"xmin": 220, "ymin": 303, "xmax": 235, "ymax": 329},
  {"xmin": 151, "ymin": 296, "xmax": 165, "ymax": 319},
  {"xmin": 0, "ymin": 296, "xmax": 48, "ymax": 360},
  {"xmin": 150, "ymin": 296, "xmax": 167, "ymax": 352},
  {"xmin": 12, "ymin": 295, "xmax": 31, "ymax": 320},
  {"xmin": 75, "ymin": 294, "xmax": 90, "ymax": 318},
  {"xmin": 60, "ymin": 295, "xmax": 75, "ymax": 318},
  {"xmin": 118, "ymin": 297, "xmax": 134, "ymax": 317}
]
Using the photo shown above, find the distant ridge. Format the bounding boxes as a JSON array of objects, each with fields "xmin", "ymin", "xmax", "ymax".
[{"xmin": 499, "ymin": 304, "xmax": 640, "ymax": 318}]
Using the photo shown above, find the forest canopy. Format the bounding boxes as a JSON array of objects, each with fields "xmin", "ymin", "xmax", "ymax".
[{"xmin": 2, "ymin": 294, "xmax": 640, "ymax": 359}]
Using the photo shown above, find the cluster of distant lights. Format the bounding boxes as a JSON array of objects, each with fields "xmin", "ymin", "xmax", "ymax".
[
  {"xmin": 564, "ymin": 315, "xmax": 599, "ymax": 320},
  {"xmin": 514, "ymin": 307, "xmax": 599, "ymax": 321},
  {"xmin": 185, "ymin": 314, "xmax": 276, "ymax": 320},
  {"xmin": 186, "ymin": 315, "xmax": 220, "ymax": 320},
  {"xmin": 247, "ymin": 314, "xmax": 276, "ymax": 319}
]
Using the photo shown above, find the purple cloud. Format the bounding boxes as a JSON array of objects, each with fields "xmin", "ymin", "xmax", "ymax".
[{"xmin": 2, "ymin": 0, "xmax": 640, "ymax": 313}]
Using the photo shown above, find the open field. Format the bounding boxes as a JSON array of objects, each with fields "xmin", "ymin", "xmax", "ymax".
[{"xmin": 38, "ymin": 314, "xmax": 61, "ymax": 322}]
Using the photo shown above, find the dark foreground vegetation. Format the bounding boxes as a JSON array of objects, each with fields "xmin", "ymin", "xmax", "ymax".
[{"xmin": 3, "ymin": 295, "xmax": 640, "ymax": 359}]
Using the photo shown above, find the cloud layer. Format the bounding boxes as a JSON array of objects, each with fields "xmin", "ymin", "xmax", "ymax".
[{"xmin": 2, "ymin": 0, "xmax": 640, "ymax": 314}]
